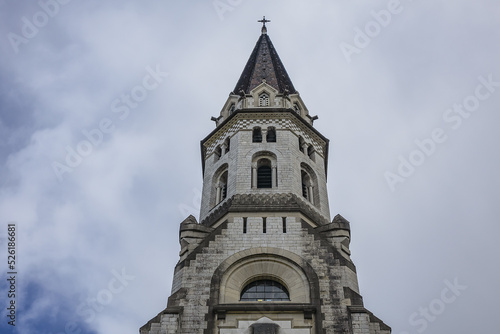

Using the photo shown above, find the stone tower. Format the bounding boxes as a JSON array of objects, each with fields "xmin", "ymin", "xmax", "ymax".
[{"xmin": 141, "ymin": 20, "xmax": 391, "ymax": 334}]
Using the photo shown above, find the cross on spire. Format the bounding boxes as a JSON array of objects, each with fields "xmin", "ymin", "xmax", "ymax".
[
  {"xmin": 258, "ymin": 16, "xmax": 270, "ymax": 34},
  {"xmin": 258, "ymin": 16, "xmax": 271, "ymax": 27}
]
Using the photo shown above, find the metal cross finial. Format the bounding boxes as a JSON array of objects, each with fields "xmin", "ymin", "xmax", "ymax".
[{"xmin": 258, "ymin": 16, "xmax": 271, "ymax": 27}]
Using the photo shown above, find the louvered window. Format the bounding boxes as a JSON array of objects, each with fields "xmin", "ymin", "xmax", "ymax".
[
  {"xmin": 259, "ymin": 93, "xmax": 269, "ymax": 106},
  {"xmin": 257, "ymin": 166, "xmax": 272, "ymax": 188},
  {"xmin": 302, "ymin": 182, "xmax": 308, "ymax": 198},
  {"xmin": 253, "ymin": 127, "xmax": 262, "ymax": 143}
]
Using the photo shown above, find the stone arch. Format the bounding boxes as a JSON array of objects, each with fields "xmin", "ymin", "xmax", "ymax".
[
  {"xmin": 219, "ymin": 254, "xmax": 310, "ymax": 303},
  {"xmin": 251, "ymin": 151, "xmax": 278, "ymax": 188},
  {"xmin": 205, "ymin": 247, "xmax": 322, "ymax": 334},
  {"xmin": 210, "ymin": 247, "xmax": 320, "ymax": 304}
]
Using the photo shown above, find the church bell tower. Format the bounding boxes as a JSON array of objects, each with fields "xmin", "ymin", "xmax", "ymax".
[{"xmin": 141, "ymin": 19, "xmax": 391, "ymax": 334}]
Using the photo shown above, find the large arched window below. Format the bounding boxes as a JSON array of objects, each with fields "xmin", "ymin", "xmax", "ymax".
[{"xmin": 240, "ymin": 280, "xmax": 290, "ymax": 301}]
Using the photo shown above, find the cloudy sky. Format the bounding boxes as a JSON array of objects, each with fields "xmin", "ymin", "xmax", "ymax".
[{"xmin": 0, "ymin": 1, "xmax": 499, "ymax": 333}]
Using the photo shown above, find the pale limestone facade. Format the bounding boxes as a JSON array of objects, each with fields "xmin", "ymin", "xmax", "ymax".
[{"xmin": 141, "ymin": 25, "xmax": 390, "ymax": 334}]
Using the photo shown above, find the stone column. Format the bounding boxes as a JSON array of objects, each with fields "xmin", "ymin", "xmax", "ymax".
[
  {"xmin": 216, "ymin": 186, "xmax": 221, "ymax": 204},
  {"xmin": 308, "ymin": 186, "xmax": 314, "ymax": 204},
  {"xmin": 272, "ymin": 166, "xmax": 277, "ymax": 188},
  {"xmin": 252, "ymin": 167, "xmax": 257, "ymax": 188}
]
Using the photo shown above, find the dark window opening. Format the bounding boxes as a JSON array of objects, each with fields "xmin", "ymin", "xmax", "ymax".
[
  {"xmin": 299, "ymin": 137, "xmax": 305, "ymax": 153},
  {"xmin": 307, "ymin": 145, "xmax": 315, "ymax": 161},
  {"xmin": 225, "ymin": 137, "xmax": 230, "ymax": 153},
  {"xmin": 222, "ymin": 183, "xmax": 227, "ymax": 200},
  {"xmin": 243, "ymin": 217, "xmax": 247, "ymax": 234},
  {"xmin": 263, "ymin": 217, "xmax": 267, "ymax": 233},
  {"xmin": 282, "ymin": 217, "xmax": 287, "ymax": 233},
  {"xmin": 215, "ymin": 146, "xmax": 222, "ymax": 161},
  {"xmin": 240, "ymin": 280, "xmax": 290, "ymax": 301},
  {"xmin": 266, "ymin": 127, "xmax": 276, "ymax": 143},
  {"xmin": 257, "ymin": 166, "xmax": 272, "ymax": 188},
  {"xmin": 302, "ymin": 182, "xmax": 308, "ymax": 198},
  {"xmin": 217, "ymin": 171, "xmax": 228, "ymax": 204},
  {"xmin": 253, "ymin": 127, "xmax": 262, "ymax": 143}
]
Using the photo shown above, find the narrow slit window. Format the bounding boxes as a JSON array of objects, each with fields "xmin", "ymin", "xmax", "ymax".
[
  {"xmin": 263, "ymin": 217, "xmax": 267, "ymax": 233},
  {"xmin": 224, "ymin": 137, "xmax": 230, "ymax": 153},
  {"xmin": 243, "ymin": 217, "xmax": 247, "ymax": 234},
  {"xmin": 282, "ymin": 217, "xmax": 287, "ymax": 233}
]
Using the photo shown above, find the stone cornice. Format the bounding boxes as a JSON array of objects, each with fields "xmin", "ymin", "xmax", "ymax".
[{"xmin": 200, "ymin": 193, "xmax": 330, "ymax": 227}]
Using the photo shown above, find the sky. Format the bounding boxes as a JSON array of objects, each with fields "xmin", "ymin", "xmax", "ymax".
[{"xmin": 0, "ymin": 0, "xmax": 499, "ymax": 333}]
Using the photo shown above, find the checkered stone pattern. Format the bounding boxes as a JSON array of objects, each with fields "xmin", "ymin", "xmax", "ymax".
[{"xmin": 204, "ymin": 113, "xmax": 325, "ymax": 158}]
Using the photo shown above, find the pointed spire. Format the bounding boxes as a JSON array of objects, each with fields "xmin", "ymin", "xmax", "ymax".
[{"xmin": 232, "ymin": 20, "xmax": 296, "ymax": 95}]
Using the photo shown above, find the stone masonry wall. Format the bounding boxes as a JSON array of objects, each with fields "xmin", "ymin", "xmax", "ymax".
[{"xmin": 146, "ymin": 215, "xmax": 361, "ymax": 334}]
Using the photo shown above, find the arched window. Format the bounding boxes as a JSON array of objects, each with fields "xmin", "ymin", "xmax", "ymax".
[
  {"xmin": 252, "ymin": 152, "xmax": 277, "ymax": 189},
  {"xmin": 298, "ymin": 136, "xmax": 305, "ymax": 153},
  {"xmin": 253, "ymin": 127, "xmax": 262, "ymax": 143},
  {"xmin": 211, "ymin": 164, "xmax": 229, "ymax": 208},
  {"xmin": 266, "ymin": 127, "xmax": 276, "ymax": 143},
  {"xmin": 214, "ymin": 145, "xmax": 222, "ymax": 161},
  {"xmin": 259, "ymin": 93, "xmax": 270, "ymax": 107},
  {"xmin": 240, "ymin": 280, "xmax": 290, "ymax": 301},
  {"xmin": 257, "ymin": 160, "xmax": 272, "ymax": 188},
  {"xmin": 219, "ymin": 171, "xmax": 227, "ymax": 202},
  {"xmin": 307, "ymin": 145, "xmax": 316, "ymax": 162}
]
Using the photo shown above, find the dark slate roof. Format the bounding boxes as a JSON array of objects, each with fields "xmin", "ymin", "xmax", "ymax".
[{"xmin": 232, "ymin": 33, "xmax": 297, "ymax": 95}]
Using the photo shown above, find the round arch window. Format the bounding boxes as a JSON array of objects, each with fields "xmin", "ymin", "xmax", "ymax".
[{"xmin": 240, "ymin": 280, "xmax": 290, "ymax": 301}]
